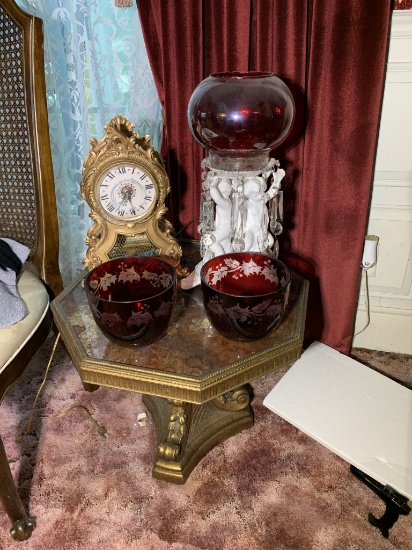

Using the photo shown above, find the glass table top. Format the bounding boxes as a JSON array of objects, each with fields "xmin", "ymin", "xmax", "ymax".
[{"xmin": 52, "ymin": 242, "xmax": 308, "ymax": 403}]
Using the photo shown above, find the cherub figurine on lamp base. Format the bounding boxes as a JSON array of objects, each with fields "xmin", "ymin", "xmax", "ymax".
[
  {"xmin": 181, "ymin": 71, "xmax": 294, "ymax": 290},
  {"xmin": 181, "ymin": 158, "xmax": 285, "ymax": 290}
]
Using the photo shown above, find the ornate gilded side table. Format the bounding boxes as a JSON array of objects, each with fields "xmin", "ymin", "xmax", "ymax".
[{"xmin": 51, "ymin": 242, "xmax": 308, "ymax": 484}]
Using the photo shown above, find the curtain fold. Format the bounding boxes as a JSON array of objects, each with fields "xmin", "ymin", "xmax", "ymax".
[
  {"xmin": 138, "ymin": 0, "xmax": 391, "ymax": 353},
  {"xmin": 292, "ymin": 1, "xmax": 391, "ymax": 351},
  {"xmin": 205, "ymin": 0, "xmax": 252, "ymax": 72},
  {"xmin": 137, "ymin": 2, "xmax": 204, "ymax": 232}
]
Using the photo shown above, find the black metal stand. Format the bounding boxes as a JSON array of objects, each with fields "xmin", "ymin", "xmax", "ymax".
[{"xmin": 350, "ymin": 465, "xmax": 410, "ymax": 538}]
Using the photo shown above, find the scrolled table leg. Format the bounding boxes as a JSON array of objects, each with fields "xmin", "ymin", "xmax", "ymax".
[
  {"xmin": 143, "ymin": 391, "xmax": 253, "ymax": 484},
  {"xmin": 158, "ymin": 400, "xmax": 192, "ymax": 461},
  {"xmin": 212, "ymin": 386, "xmax": 250, "ymax": 411}
]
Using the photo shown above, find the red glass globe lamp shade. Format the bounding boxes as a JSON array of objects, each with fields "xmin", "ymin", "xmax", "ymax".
[{"xmin": 187, "ymin": 71, "xmax": 295, "ymax": 171}]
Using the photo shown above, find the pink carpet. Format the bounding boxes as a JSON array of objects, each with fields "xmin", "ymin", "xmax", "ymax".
[{"xmin": 1, "ymin": 338, "xmax": 411, "ymax": 549}]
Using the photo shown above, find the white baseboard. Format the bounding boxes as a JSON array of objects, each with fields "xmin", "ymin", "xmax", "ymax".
[{"xmin": 352, "ymin": 306, "xmax": 412, "ymax": 354}]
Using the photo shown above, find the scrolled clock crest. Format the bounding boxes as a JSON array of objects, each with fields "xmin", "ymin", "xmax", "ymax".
[{"xmin": 81, "ymin": 115, "xmax": 182, "ymax": 271}]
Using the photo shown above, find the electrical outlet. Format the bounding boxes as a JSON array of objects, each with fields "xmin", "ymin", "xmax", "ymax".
[
  {"xmin": 362, "ymin": 235, "xmax": 379, "ymax": 276},
  {"xmin": 362, "ymin": 235, "xmax": 379, "ymax": 268}
]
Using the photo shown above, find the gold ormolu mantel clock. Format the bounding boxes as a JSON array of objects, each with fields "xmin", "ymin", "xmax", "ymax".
[{"xmin": 81, "ymin": 115, "xmax": 182, "ymax": 271}]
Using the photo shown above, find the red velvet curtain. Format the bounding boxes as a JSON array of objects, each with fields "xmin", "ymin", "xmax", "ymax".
[{"xmin": 138, "ymin": 0, "xmax": 391, "ymax": 354}]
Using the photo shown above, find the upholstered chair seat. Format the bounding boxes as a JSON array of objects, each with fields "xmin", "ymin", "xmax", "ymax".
[{"xmin": 0, "ymin": 269, "xmax": 49, "ymax": 373}]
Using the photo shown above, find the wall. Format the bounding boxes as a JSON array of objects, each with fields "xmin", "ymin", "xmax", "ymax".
[{"xmin": 352, "ymin": 10, "xmax": 412, "ymax": 354}]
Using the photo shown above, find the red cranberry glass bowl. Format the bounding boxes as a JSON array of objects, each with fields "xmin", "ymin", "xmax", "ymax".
[
  {"xmin": 201, "ymin": 252, "xmax": 290, "ymax": 341},
  {"xmin": 84, "ymin": 256, "xmax": 177, "ymax": 345}
]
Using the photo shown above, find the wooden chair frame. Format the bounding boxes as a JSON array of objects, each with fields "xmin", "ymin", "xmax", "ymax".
[{"xmin": 0, "ymin": 0, "xmax": 63, "ymax": 541}]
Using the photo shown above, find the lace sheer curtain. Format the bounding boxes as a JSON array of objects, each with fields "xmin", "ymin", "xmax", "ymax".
[{"xmin": 16, "ymin": 0, "xmax": 162, "ymax": 285}]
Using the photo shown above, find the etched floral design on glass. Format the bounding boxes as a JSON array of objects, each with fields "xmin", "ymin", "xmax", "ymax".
[
  {"xmin": 85, "ymin": 256, "xmax": 176, "ymax": 345},
  {"xmin": 201, "ymin": 253, "xmax": 290, "ymax": 340}
]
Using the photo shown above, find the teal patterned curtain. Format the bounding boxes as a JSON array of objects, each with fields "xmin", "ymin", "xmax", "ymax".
[{"xmin": 16, "ymin": 0, "xmax": 163, "ymax": 284}]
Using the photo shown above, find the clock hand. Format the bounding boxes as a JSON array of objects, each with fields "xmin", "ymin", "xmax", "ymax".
[
  {"xmin": 120, "ymin": 188, "xmax": 132, "ymax": 206},
  {"xmin": 125, "ymin": 196, "xmax": 137, "ymax": 216}
]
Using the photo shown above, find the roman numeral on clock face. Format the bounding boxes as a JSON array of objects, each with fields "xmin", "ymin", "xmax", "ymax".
[{"xmin": 98, "ymin": 163, "xmax": 157, "ymax": 221}]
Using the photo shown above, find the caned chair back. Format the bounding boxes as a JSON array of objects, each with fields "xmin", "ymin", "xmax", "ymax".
[{"xmin": 0, "ymin": 0, "xmax": 62, "ymax": 297}]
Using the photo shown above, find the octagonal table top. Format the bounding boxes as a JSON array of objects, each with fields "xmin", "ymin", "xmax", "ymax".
[{"xmin": 52, "ymin": 241, "xmax": 308, "ymax": 403}]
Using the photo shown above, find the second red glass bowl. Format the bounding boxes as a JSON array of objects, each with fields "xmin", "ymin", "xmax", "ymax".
[{"xmin": 201, "ymin": 252, "xmax": 290, "ymax": 340}]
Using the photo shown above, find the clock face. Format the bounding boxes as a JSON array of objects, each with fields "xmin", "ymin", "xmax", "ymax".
[{"xmin": 97, "ymin": 164, "xmax": 157, "ymax": 221}]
